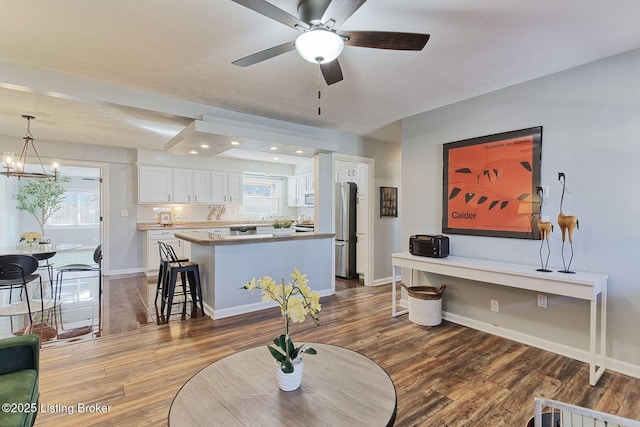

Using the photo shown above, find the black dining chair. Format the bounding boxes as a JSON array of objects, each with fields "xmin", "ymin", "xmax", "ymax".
[
  {"xmin": 33, "ymin": 251, "xmax": 56, "ymax": 297},
  {"xmin": 55, "ymin": 245, "xmax": 102, "ymax": 303},
  {"xmin": 0, "ymin": 255, "xmax": 43, "ymax": 324}
]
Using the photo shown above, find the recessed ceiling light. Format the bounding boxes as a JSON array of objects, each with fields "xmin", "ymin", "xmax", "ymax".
[
  {"xmin": 270, "ymin": 146, "xmax": 278, "ymax": 151},
  {"xmin": 189, "ymin": 150, "xmax": 198, "ymax": 155},
  {"xmin": 295, "ymin": 150, "xmax": 304, "ymax": 154},
  {"xmin": 273, "ymin": 157, "xmax": 279, "ymax": 161},
  {"xmin": 200, "ymin": 144, "xmax": 209, "ymax": 149},
  {"xmin": 231, "ymin": 141, "xmax": 240, "ymax": 145}
]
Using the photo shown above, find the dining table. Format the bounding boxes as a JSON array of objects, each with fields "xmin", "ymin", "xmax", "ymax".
[
  {"xmin": 0, "ymin": 242, "xmax": 83, "ymax": 308},
  {"xmin": 0, "ymin": 242, "xmax": 83, "ymax": 256},
  {"xmin": 0, "ymin": 242, "xmax": 92, "ymax": 342}
]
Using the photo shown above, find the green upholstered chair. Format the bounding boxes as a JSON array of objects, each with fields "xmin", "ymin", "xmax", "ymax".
[{"xmin": 0, "ymin": 334, "xmax": 40, "ymax": 427}]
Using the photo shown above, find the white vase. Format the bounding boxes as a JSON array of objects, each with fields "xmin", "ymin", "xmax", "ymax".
[{"xmin": 274, "ymin": 357, "xmax": 303, "ymax": 391}]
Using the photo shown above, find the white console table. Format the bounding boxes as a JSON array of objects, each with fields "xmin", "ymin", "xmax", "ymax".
[{"xmin": 391, "ymin": 252, "xmax": 608, "ymax": 386}]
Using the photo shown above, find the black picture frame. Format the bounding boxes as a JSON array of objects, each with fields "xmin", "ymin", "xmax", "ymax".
[
  {"xmin": 380, "ymin": 187, "xmax": 398, "ymax": 218},
  {"xmin": 442, "ymin": 126, "xmax": 542, "ymax": 239}
]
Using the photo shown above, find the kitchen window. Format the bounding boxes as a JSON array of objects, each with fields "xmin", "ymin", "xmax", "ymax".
[{"xmin": 241, "ymin": 176, "xmax": 283, "ymax": 216}]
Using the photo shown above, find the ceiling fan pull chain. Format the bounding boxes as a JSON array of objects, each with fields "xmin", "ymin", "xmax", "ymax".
[{"xmin": 317, "ymin": 65, "xmax": 322, "ymax": 115}]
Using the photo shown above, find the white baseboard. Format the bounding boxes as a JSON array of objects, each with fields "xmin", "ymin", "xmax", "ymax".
[
  {"xmin": 105, "ymin": 267, "xmax": 144, "ymax": 276},
  {"xmin": 372, "ymin": 273, "xmax": 402, "ymax": 287},
  {"xmin": 210, "ymin": 289, "xmax": 335, "ymax": 320},
  {"xmin": 443, "ymin": 311, "xmax": 640, "ymax": 380}
]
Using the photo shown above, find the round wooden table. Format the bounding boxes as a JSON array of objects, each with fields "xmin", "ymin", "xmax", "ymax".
[{"xmin": 169, "ymin": 343, "xmax": 397, "ymax": 426}]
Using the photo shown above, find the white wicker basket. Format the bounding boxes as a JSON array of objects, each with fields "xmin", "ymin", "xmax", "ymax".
[{"xmin": 405, "ymin": 285, "xmax": 445, "ymax": 326}]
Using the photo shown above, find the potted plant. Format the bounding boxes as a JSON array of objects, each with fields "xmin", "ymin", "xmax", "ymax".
[
  {"xmin": 272, "ymin": 219, "xmax": 294, "ymax": 236},
  {"xmin": 14, "ymin": 177, "xmax": 68, "ymax": 242},
  {"xmin": 241, "ymin": 268, "xmax": 321, "ymax": 391}
]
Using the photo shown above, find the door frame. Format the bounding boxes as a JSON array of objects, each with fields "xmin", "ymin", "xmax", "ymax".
[
  {"xmin": 332, "ymin": 153, "xmax": 375, "ymax": 286},
  {"xmin": 59, "ymin": 159, "xmax": 109, "ymax": 275}
]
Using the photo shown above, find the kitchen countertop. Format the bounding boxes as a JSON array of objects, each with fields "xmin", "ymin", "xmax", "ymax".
[
  {"xmin": 174, "ymin": 231, "xmax": 333, "ymax": 245},
  {"xmin": 137, "ymin": 220, "xmax": 314, "ymax": 231}
]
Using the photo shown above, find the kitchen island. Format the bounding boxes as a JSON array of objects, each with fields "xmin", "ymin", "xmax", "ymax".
[{"xmin": 174, "ymin": 231, "xmax": 335, "ymax": 319}]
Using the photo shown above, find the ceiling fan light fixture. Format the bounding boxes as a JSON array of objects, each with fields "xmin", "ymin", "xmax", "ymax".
[{"xmin": 295, "ymin": 28, "xmax": 344, "ymax": 64}]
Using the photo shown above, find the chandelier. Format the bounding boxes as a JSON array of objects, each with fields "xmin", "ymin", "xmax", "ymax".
[{"xmin": 2, "ymin": 115, "xmax": 60, "ymax": 180}]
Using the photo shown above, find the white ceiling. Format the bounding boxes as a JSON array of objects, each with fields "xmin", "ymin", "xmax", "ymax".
[{"xmin": 1, "ymin": 0, "xmax": 640, "ymax": 165}]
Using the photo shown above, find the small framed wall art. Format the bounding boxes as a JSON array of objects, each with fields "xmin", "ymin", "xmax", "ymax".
[{"xmin": 380, "ymin": 186, "xmax": 398, "ymax": 218}]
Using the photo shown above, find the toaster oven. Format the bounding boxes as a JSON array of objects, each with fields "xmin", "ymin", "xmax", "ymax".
[{"xmin": 409, "ymin": 235, "xmax": 450, "ymax": 258}]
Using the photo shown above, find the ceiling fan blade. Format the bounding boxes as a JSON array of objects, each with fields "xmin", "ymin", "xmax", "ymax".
[
  {"xmin": 343, "ymin": 31, "xmax": 430, "ymax": 50},
  {"xmin": 320, "ymin": 59, "xmax": 343, "ymax": 85},
  {"xmin": 232, "ymin": 41, "xmax": 296, "ymax": 67},
  {"xmin": 321, "ymin": 0, "xmax": 367, "ymax": 29},
  {"xmin": 231, "ymin": 0, "xmax": 310, "ymax": 31}
]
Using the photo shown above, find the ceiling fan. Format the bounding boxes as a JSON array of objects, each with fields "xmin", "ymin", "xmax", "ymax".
[{"xmin": 231, "ymin": 0, "xmax": 430, "ymax": 85}]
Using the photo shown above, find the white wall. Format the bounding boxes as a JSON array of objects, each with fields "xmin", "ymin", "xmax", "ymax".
[{"xmin": 402, "ymin": 48, "xmax": 640, "ymax": 369}]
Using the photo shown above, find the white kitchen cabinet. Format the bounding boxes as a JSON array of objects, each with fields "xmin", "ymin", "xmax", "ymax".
[
  {"xmin": 140, "ymin": 166, "xmax": 212, "ymax": 204},
  {"xmin": 193, "ymin": 170, "xmax": 212, "ymax": 203},
  {"xmin": 172, "ymin": 168, "xmax": 194, "ymax": 203},
  {"xmin": 356, "ymin": 193, "xmax": 368, "ymax": 276},
  {"xmin": 287, "ymin": 177, "xmax": 299, "ymax": 206},
  {"xmin": 287, "ymin": 174, "xmax": 309, "ymax": 206},
  {"xmin": 305, "ymin": 173, "xmax": 315, "ymax": 190},
  {"xmin": 356, "ymin": 163, "xmax": 367, "ymax": 196},
  {"xmin": 174, "ymin": 169, "xmax": 212, "ymax": 204},
  {"xmin": 228, "ymin": 172, "xmax": 243, "ymax": 204},
  {"xmin": 138, "ymin": 166, "xmax": 173, "ymax": 203},
  {"xmin": 337, "ymin": 167, "xmax": 357, "ymax": 184},
  {"xmin": 212, "ymin": 171, "xmax": 243, "ymax": 204}
]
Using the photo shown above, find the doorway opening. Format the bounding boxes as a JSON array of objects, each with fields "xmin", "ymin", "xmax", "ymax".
[
  {"xmin": 0, "ymin": 162, "xmax": 108, "ymax": 346},
  {"xmin": 333, "ymin": 154, "xmax": 374, "ymax": 286}
]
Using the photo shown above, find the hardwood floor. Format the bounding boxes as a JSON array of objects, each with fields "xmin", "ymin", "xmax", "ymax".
[{"xmin": 35, "ymin": 274, "xmax": 639, "ymax": 426}]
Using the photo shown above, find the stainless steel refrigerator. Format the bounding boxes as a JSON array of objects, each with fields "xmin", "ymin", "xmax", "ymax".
[{"xmin": 335, "ymin": 182, "xmax": 357, "ymax": 278}]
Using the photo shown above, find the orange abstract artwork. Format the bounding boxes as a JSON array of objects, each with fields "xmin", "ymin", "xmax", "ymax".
[{"xmin": 442, "ymin": 127, "xmax": 542, "ymax": 239}]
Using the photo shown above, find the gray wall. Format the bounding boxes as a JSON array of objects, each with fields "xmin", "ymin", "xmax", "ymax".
[
  {"xmin": 364, "ymin": 140, "xmax": 402, "ymax": 282},
  {"xmin": 107, "ymin": 162, "xmax": 141, "ymax": 273},
  {"xmin": 401, "ymin": 48, "xmax": 640, "ymax": 367}
]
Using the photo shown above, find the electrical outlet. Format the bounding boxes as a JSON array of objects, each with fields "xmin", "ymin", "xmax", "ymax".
[
  {"xmin": 537, "ymin": 294, "xmax": 548, "ymax": 308},
  {"xmin": 490, "ymin": 299, "xmax": 499, "ymax": 312}
]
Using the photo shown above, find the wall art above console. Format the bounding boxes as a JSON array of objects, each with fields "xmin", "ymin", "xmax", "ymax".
[{"xmin": 442, "ymin": 126, "xmax": 542, "ymax": 239}]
